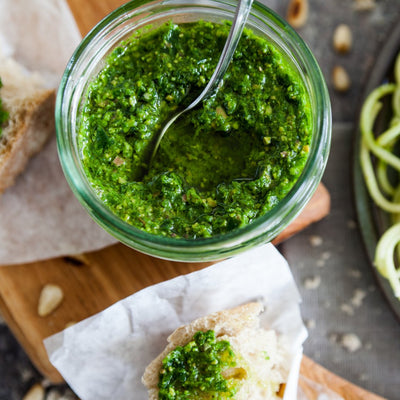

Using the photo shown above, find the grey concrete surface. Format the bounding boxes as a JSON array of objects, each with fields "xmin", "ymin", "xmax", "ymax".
[{"xmin": 277, "ymin": 1, "xmax": 400, "ymax": 399}]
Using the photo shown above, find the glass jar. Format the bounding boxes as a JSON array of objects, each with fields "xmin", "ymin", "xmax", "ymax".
[{"xmin": 56, "ymin": 0, "xmax": 331, "ymax": 262}]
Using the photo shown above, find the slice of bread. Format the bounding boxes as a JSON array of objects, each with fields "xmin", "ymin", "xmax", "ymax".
[
  {"xmin": 142, "ymin": 302, "xmax": 289, "ymax": 400},
  {"xmin": 0, "ymin": 53, "xmax": 55, "ymax": 194}
]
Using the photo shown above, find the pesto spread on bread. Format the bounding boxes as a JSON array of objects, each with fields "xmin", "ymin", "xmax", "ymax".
[
  {"xmin": 0, "ymin": 78, "xmax": 9, "ymax": 137},
  {"xmin": 158, "ymin": 330, "xmax": 239, "ymax": 399},
  {"xmin": 143, "ymin": 303, "xmax": 289, "ymax": 400}
]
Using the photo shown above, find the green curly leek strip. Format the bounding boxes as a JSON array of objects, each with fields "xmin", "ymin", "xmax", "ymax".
[
  {"xmin": 374, "ymin": 223, "xmax": 400, "ymax": 298},
  {"xmin": 360, "ymin": 85, "xmax": 400, "ymax": 213},
  {"xmin": 377, "ymin": 158, "xmax": 395, "ymax": 196},
  {"xmin": 360, "ymin": 52, "xmax": 400, "ymax": 299}
]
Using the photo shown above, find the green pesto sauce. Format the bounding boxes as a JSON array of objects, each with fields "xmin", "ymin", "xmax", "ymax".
[
  {"xmin": 0, "ymin": 78, "xmax": 9, "ymax": 137},
  {"xmin": 158, "ymin": 330, "xmax": 237, "ymax": 400},
  {"xmin": 78, "ymin": 20, "xmax": 312, "ymax": 238}
]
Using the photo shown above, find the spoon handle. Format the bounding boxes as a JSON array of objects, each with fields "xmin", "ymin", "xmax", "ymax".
[
  {"xmin": 187, "ymin": 0, "xmax": 254, "ymax": 111},
  {"xmin": 148, "ymin": 0, "xmax": 254, "ymax": 168}
]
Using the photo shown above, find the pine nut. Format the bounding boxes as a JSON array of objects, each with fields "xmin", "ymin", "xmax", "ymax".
[
  {"xmin": 38, "ymin": 284, "xmax": 64, "ymax": 317},
  {"xmin": 333, "ymin": 24, "xmax": 352, "ymax": 54},
  {"xmin": 287, "ymin": 0, "xmax": 309, "ymax": 28},
  {"xmin": 332, "ymin": 65, "xmax": 351, "ymax": 92}
]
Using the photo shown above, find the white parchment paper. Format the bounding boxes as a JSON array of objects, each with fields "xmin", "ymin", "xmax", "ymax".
[
  {"xmin": 0, "ymin": 0, "xmax": 117, "ymax": 265},
  {"xmin": 44, "ymin": 244, "xmax": 308, "ymax": 400}
]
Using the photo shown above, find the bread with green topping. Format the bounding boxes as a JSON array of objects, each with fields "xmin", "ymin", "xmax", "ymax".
[
  {"xmin": 0, "ymin": 52, "xmax": 55, "ymax": 194},
  {"xmin": 142, "ymin": 302, "xmax": 289, "ymax": 400}
]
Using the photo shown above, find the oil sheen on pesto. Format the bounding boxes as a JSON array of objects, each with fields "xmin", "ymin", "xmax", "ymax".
[
  {"xmin": 158, "ymin": 330, "xmax": 238, "ymax": 399},
  {"xmin": 78, "ymin": 21, "xmax": 312, "ymax": 238}
]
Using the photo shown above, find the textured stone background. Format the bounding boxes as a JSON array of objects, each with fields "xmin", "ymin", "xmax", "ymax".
[
  {"xmin": 1, "ymin": 0, "xmax": 400, "ymax": 399},
  {"xmin": 277, "ymin": 0, "xmax": 400, "ymax": 399}
]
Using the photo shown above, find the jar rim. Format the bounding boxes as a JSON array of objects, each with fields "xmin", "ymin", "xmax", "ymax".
[{"xmin": 55, "ymin": 0, "xmax": 331, "ymax": 261}]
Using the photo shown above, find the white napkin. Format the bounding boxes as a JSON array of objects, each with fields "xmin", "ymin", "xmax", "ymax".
[
  {"xmin": 44, "ymin": 243, "xmax": 308, "ymax": 400},
  {"xmin": 0, "ymin": 0, "xmax": 117, "ymax": 265}
]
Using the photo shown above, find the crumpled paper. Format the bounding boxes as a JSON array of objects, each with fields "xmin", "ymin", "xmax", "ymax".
[
  {"xmin": 0, "ymin": 0, "xmax": 117, "ymax": 266},
  {"xmin": 44, "ymin": 244, "xmax": 308, "ymax": 400}
]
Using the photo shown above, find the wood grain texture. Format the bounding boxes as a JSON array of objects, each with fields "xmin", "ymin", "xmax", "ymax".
[
  {"xmin": 0, "ymin": 0, "xmax": 381, "ymax": 399},
  {"xmin": 272, "ymin": 184, "xmax": 330, "ymax": 244},
  {"xmin": 67, "ymin": 0, "xmax": 127, "ymax": 35},
  {"xmin": 0, "ymin": 183, "xmax": 329, "ymax": 383},
  {"xmin": 300, "ymin": 356, "xmax": 386, "ymax": 400},
  {"xmin": 0, "ymin": 245, "xmax": 212, "ymax": 381}
]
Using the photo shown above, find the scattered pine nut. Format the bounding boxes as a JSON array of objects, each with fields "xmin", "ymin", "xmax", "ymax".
[
  {"xmin": 332, "ymin": 65, "xmax": 351, "ymax": 92},
  {"xmin": 309, "ymin": 234, "xmax": 323, "ymax": 247},
  {"xmin": 23, "ymin": 383, "xmax": 45, "ymax": 400},
  {"xmin": 38, "ymin": 284, "xmax": 64, "ymax": 317},
  {"xmin": 286, "ymin": 0, "xmax": 309, "ymax": 28},
  {"xmin": 340, "ymin": 333, "xmax": 362, "ymax": 352},
  {"xmin": 354, "ymin": 0, "xmax": 376, "ymax": 11},
  {"xmin": 333, "ymin": 24, "xmax": 352, "ymax": 54},
  {"xmin": 303, "ymin": 275, "xmax": 321, "ymax": 290}
]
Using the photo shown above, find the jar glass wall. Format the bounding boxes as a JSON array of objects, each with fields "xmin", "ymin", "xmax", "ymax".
[{"xmin": 56, "ymin": 0, "xmax": 331, "ymax": 262}]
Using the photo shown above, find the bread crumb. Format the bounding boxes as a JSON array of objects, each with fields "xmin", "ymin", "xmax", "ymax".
[
  {"xmin": 40, "ymin": 378, "xmax": 52, "ymax": 389},
  {"xmin": 303, "ymin": 275, "xmax": 321, "ymax": 290},
  {"xmin": 316, "ymin": 259, "xmax": 325, "ymax": 267},
  {"xmin": 348, "ymin": 269, "xmax": 362, "ymax": 279},
  {"xmin": 340, "ymin": 333, "xmax": 362, "ymax": 352},
  {"xmin": 309, "ymin": 235, "xmax": 323, "ymax": 247},
  {"xmin": 305, "ymin": 319, "xmax": 316, "ymax": 329},
  {"xmin": 340, "ymin": 303, "xmax": 354, "ymax": 316},
  {"xmin": 359, "ymin": 373, "xmax": 369, "ymax": 381},
  {"xmin": 20, "ymin": 368, "xmax": 35, "ymax": 383},
  {"xmin": 47, "ymin": 389, "xmax": 80, "ymax": 400},
  {"xmin": 315, "ymin": 251, "xmax": 331, "ymax": 268},
  {"xmin": 340, "ymin": 289, "xmax": 366, "ymax": 316},
  {"xmin": 328, "ymin": 333, "xmax": 339, "ymax": 344},
  {"xmin": 46, "ymin": 390, "xmax": 62, "ymax": 400},
  {"xmin": 321, "ymin": 251, "xmax": 331, "ymax": 260},
  {"xmin": 351, "ymin": 289, "xmax": 367, "ymax": 307}
]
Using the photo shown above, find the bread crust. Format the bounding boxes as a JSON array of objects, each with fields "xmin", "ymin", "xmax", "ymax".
[
  {"xmin": 142, "ymin": 302, "xmax": 263, "ymax": 391},
  {"xmin": 0, "ymin": 88, "xmax": 55, "ymax": 193}
]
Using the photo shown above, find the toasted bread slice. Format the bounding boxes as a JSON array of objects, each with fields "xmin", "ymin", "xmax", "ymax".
[
  {"xmin": 0, "ymin": 54, "xmax": 55, "ymax": 194},
  {"xmin": 142, "ymin": 302, "xmax": 288, "ymax": 400}
]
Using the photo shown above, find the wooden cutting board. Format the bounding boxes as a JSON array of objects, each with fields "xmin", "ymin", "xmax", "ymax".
[
  {"xmin": 0, "ymin": 184, "xmax": 330, "ymax": 381},
  {"xmin": 0, "ymin": 1, "xmax": 386, "ymax": 399}
]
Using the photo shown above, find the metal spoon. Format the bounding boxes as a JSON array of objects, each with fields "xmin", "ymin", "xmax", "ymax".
[{"xmin": 148, "ymin": 0, "xmax": 254, "ymax": 167}]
